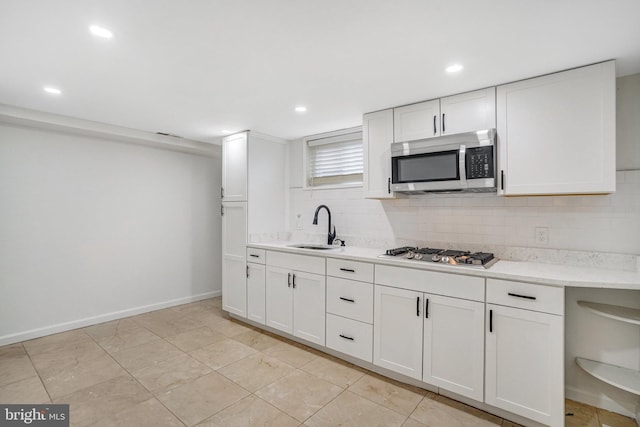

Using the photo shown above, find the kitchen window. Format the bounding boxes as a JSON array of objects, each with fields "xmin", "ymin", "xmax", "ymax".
[{"xmin": 305, "ymin": 126, "xmax": 363, "ymax": 188}]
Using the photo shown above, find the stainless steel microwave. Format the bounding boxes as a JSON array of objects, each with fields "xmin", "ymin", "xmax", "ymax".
[{"xmin": 390, "ymin": 129, "xmax": 497, "ymax": 193}]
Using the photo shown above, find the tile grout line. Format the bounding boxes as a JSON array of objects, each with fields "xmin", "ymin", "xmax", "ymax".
[
  {"xmin": 21, "ymin": 342, "xmax": 54, "ymax": 405},
  {"xmin": 82, "ymin": 320, "xmax": 189, "ymax": 427}
]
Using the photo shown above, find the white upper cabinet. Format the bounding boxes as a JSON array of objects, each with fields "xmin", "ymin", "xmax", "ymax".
[
  {"xmin": 439, "ymin": 88, "xmax": 496, "ymax": 135},
  {"xmin": 221, "ymin": 132, "xmax": 248, "ymax": 202},
  {"xmin": 497, "ymin": 60, "xmax": 616, "ymax": 195},
  {"xmin": 393, "ymin": 88, "xmax": 496, "ymax": 143},
  {"xmin": 394, "ymin": 99, "xmax": 440, "ymax": 142},
  {"xmin": 221, "ymin": 131, "xmax": 286, "ymax": 232},
  {"xmin": 363, "ymin": 109, "xmax": 395, "ymax": 199}
]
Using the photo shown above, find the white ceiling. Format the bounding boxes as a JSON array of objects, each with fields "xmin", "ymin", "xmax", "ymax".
[{"xmin": 1, "ymin": 0, "xmax": 639, "ymax": 143}]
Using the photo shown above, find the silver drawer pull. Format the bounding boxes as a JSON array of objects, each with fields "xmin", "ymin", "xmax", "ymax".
[
  {"xmin": 339, "ymin": 334, "xmax": 354, "ymax": 341},
  {"xmin": 508, "ymin": 292, "xmax": 537, "ymax": 300},
  {"xmin": 339, "ymin": 297, "xmax": 355, "ymax": 303},
  {"xmin": 339, "ymin": 268, "xmax": 355, "ymax": 273}
]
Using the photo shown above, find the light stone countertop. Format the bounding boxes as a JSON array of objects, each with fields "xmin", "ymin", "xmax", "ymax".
[{"xmin": 247, "ymin": 242, "xmax": 640, "ymax": 290}]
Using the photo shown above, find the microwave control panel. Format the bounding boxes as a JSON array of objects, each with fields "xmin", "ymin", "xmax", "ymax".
[{"xmin": 466, "ymin": 146, "xmax": 494, "ymax": 179}]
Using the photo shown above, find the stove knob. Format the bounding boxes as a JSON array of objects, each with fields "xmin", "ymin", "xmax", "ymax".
[
  {"xmin": 441, "ymin": 256, "xmax": 449, "ymax": 264},
  {"xmin": 405, "ymin": 251, "xmax": 415, "ymax": 259},
  {"xmin": 414, "ymin": 253, "xmax": 423, "ymax": 260},
  {"xmin": 431, "ymin": 254, "xmax": 441, "ymax": 262}
]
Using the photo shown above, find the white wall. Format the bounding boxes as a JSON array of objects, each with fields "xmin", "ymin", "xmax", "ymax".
[
  {"xmin": 0, "ymin": 122, "xmax": 221, "ymax": 345},
  {"xmin": 616, "ymin": 73, "xmax": 640, "ymax": 171}
]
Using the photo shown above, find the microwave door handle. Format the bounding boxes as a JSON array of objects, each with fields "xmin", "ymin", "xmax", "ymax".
[{"xmin": 459, "ymin": 145, "xmax": 467, "ymax": 186}]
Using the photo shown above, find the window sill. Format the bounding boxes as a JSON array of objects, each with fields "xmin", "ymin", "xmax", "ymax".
[{"xmin": 303, "ymin": 183, "xmax": 363, "ymax": 191}]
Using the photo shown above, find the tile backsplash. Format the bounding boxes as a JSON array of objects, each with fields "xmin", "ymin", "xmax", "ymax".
[{"xmin": 289, "ymin": 170, "xmax": 640, "ymax": 271}]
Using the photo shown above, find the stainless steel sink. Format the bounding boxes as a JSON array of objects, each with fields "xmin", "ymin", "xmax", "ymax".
[{"xmin": 286, "ymin": 243, "xmax": 337, "ymax": 250}]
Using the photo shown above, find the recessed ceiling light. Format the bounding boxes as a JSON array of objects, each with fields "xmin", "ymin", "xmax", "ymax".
[
  {"xmin": 446, "ymin": 64, "xmax": 464, "ymax": 73},
  {"xmin": 43, "ymin": 86, "xmax": 62, "ymax": 95},
  {"xmin": 295, "ymin": 106, "xmax": 307, "ymax": 113},
  {"xmin": 89, "ymin": 25, "xmax": 113, "ymax": 39}
]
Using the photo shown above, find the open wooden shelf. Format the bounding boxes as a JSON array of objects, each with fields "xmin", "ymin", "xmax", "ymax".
[
  {"xmin": 576, "ymin": 357, "xmax": 640, "ymax": 396},
  {"xmin": 577, "ymin": 300, "xmax": 640, "ymax": 326}
]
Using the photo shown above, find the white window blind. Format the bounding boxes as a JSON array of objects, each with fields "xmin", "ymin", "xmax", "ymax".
[{"xmin": 306, "ymin": 129, "xmax": 363, "ymax": 187}]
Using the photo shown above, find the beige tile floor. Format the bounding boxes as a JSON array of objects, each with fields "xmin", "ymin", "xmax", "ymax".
[{"xmin": 1, "ymin": 297, "xmax": 637, "ymax": 427}]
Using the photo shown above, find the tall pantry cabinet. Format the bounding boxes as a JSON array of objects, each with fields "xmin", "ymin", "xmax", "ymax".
[{"xmin": 221, "ymin": 131, "xmax": 286, "ymax": 317}]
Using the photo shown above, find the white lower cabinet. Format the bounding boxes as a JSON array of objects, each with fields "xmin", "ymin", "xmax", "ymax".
[
  {"xmin": 252, "ymin": 248, "xmax": 567, "ymax": 427},
  {"xmin": 373, "ymin": 285, "xmax": 423, "ymax": 380},
  {"xmin": 265, "ymin": 266, "xmax": 293, "ymax": 333},
  {"xmin": 292, "ymin": 270, "xmax": 326, "ymax": 345},
  {"xmin": 264, "ymin": 251, "xmax": 326, "ymax": 346},
  {"xmin": 485, "ymin": 296, "xmax": 564, "ymax": 426},
  {"xmin": 423, "ymin": 294, "xmax": 485, "ymax": 401},
  {"xmin": 326, "ymin": 314, "xmax": 373, "ymax": 362},
  {"xmin": 246, "ymin": 262, "xmax": 265, "ymax": 324}
]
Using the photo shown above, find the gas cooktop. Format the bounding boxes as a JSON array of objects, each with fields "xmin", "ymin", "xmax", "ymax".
[{"xmin": 379, "ymin": 246, "xmax": 498, "ymax": 268}]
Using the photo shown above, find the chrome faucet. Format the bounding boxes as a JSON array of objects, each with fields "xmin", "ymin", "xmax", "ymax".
[{"xmin": 312, "ymin": 204, "xmax": 336, "ymax": 245}]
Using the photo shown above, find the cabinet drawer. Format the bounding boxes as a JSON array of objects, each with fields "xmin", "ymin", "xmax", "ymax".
[
  {"xmin": 327, "ymin": 258, "xmax": 374, "ymax": 283},
  {"xmin": 326, "ymin": 314, "xmax": 373, "ymax": 363},
  {"xmin": 326, "ymin": 277, "xmax": 373, "ymax": 324},
  {"xmin": 246, "ymin": 247, "xmax": 266, "ymax": 264},
  {"xmin": 375, "ymin": 265, "xmax": 484, "ymax": 302},
  {"xmin": 266, "ymin": 251, "xmax": 325, "ymax": 275},
  {"xmin": 486, "ymin": 279, "xmax": 564, "ymax": 315}
]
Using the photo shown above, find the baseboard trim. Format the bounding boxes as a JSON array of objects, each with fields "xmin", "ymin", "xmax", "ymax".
[
  {"xmin": 0, "ymin": 290, "xmax": 221, "ymax": 346},
  {"xmin": 565, "ymin": 385, "xmax": 637, "ymax": 420}
]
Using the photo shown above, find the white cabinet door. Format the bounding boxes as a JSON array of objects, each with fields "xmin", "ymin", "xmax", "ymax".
[
  {"xmin": 373, "ymin": 285, "xmax": 423, "ymax": 380},
  {"xmin": 247, "ymin": 262, "xmax": 266, "ymax": 324},
  {"xmin": 265, "ymin": 266, "xmax": 293, "ymax": 334},
  {"xmin": 222, "ymin": 132, "xmax": 248, "ymax": 202},
  {"xmin": 221, "ymin": 202, "xmax": 247, "ymax": 317},
  {"xmin": 497, "ymin": 60, "xmax": 615, "ymax": 195},
  {"xmin": 363, "ymin": 109, "xmax": 395, "ymax": 199},
  {"xmin": 485, "ymin": 304, "xmax": 564, "ymax": 426},
  {"xmin": 394, "ymin": 100, "xmax": 440, "ymax": 142},
  {"xmin": 292, "ymin": 271, "xmax": 326, "ymax": 346},
  {"xmin": 423, "ymin": 294, "xmax": 484, "ymax": 401},
  {"xmin": 440, "ymin": 88, "xmax": 496, "ymax": 135}
]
